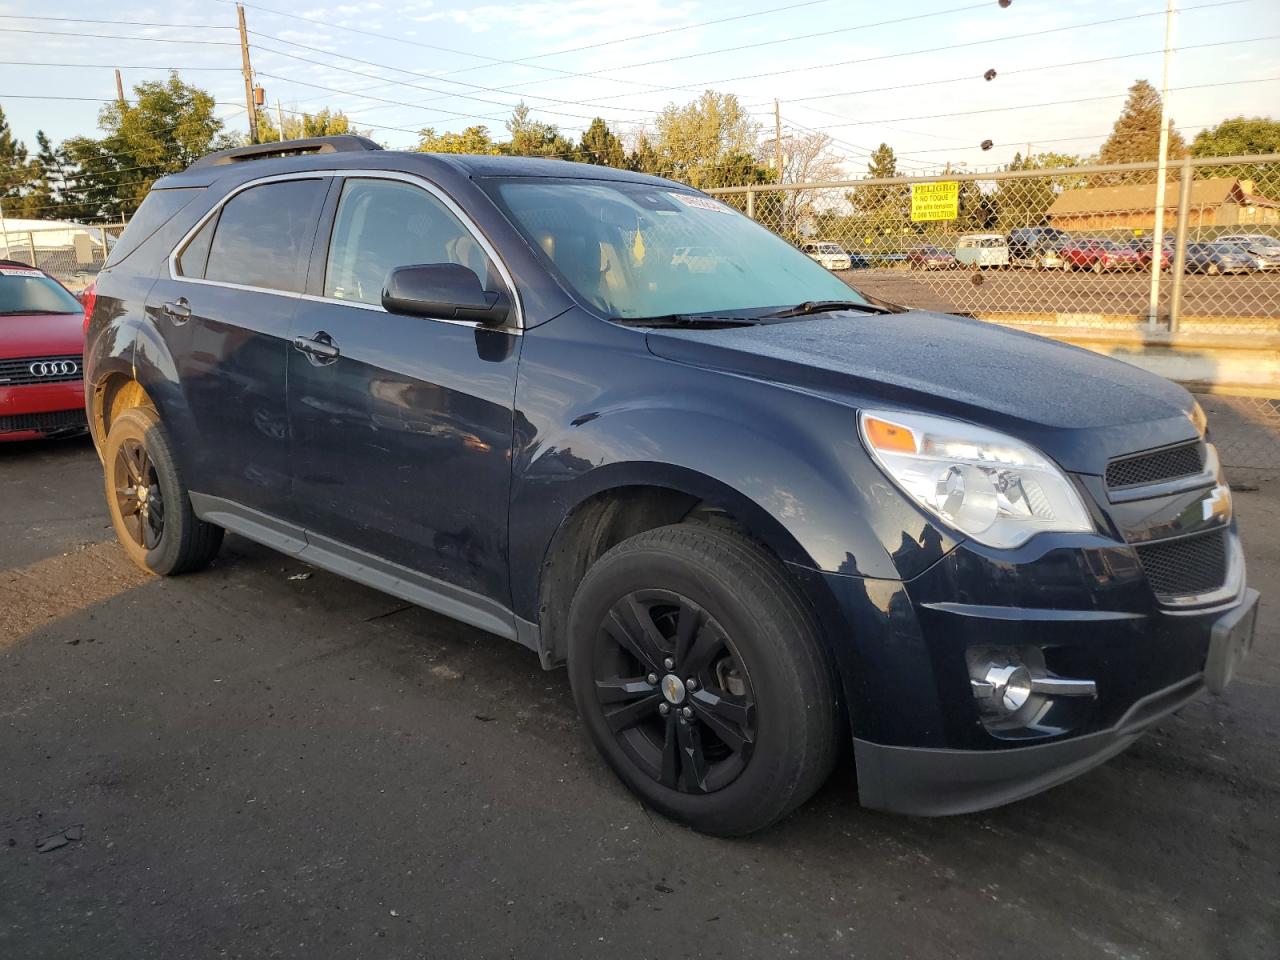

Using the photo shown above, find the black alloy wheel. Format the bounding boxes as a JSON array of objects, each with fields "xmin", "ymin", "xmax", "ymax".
[
  {"xmin": 593, "ymin": 589, "xmax": 756, "ymax": 795},
  {"xmin": 113, "ymin": 437, "xmax": 165, "ymax": 550}
]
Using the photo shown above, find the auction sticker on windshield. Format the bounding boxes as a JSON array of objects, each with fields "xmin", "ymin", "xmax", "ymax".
[
  {"xmin": 669, "ymin": 193, "xmax": 734, "ymax": 214},
  {"xmin": 0, "ymin": 267, "xmax": 45, "ymax": 277}
]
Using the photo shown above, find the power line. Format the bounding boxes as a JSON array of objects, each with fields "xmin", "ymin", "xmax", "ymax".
[
  {"xmin": 569, "ymin": 0, "xmax": 1255, "ymax": 106},
  {"xmin": 0, "ymin": 14, "xmax": 234, "ymax": 29},
  {"xmin": 0, "ymin": 27, "xmax": 238, "ymax": 45},
  {"xmin": 807, "ymin": 75, "xmax": 1280, "ymax": 130},
  {"xmin": 441, "ymin": 0, "xmax": 842, "ymax": 73},
  {"xmin": 0, "ymin": 61, "xmax": 242, "ymax": 71},
  {"xmin": 247, "ymin": 37, "xmax": 658, "ymax": 123},
  {"xmin": 749, "ymin": 33, "xmax": 1280, "ymax": 110}
]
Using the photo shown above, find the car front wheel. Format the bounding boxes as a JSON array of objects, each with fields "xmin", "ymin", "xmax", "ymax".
[
  {"xmin": 568, "ymin": 524, "xmax": 839, "ymax": 836},
  {"xmin": 104, "ymin": 406, "xmax": 223, "ymax": 575}
]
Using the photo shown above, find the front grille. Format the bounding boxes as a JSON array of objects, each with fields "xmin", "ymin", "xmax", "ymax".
[
  {"xmin": 1135, "ymin": 528, "xmax": 1229, "ymax": 601},
  {"xmin": 0, "ymin": 408, "xmax": 87, "ymax": 435},
  {"xmin": 1105, "ymin": 441, "xmax": 1204, "ymax": 489},
  {"xmin": 0, "ymin": 355, "xmax": 83, "ymax": 386}
]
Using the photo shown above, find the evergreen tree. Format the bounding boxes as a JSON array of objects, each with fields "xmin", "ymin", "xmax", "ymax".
[
  {"xmin": 1098, "ymin": 80, "xmax": 1186, "ymax": 180},
  {"xmin": 504, "ymin": 103, "xmax": 574, "ymax": 158},
  {"xmin": 17, "ymin": 131, "xmax": 62, "ymax": 219},
  {"xmin": 577, "ymin": 118, "xmax": 626, "ymax": 167},
  {"xmin": 0, "ymin": 104, "xmax": 31, "ymax": 209}
]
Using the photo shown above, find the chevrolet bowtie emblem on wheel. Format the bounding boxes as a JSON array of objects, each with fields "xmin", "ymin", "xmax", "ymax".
[{"xmin": 28, "ymin": 360, "xmax": 78, "ymax": 377}]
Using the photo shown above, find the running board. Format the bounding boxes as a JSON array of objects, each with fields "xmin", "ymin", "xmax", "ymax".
[{"xmin": 189, "ymin": 492, "xmax": 532, "ymax": 648}]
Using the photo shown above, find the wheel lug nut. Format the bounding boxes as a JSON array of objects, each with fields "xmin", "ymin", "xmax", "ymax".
[
  {"xmin": 681, "ymin": 706, "xmax": 693, "ymax": 719},
  {"xmin": 663, "ymin": 658, "xmax": 674, "ymax": 670},
  {"xmin": 685, "ymin": 678, "xmax": 697, "ymax": 691},
  {"xmin": 646, "ymin": 673, "xmax": 658, "ymax": 685},
  {"xmin": 658, "ymin": 703, "xmax": 670, "ymax": 716}
]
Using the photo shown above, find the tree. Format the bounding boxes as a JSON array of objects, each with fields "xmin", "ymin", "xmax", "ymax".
[
  {"xmin": 59, "ymin": 72, "xmax": 233, "ymax": 220},
  {"xmin": 648, "ymin": 91, "xmax": 762, "ymax": 188},
  {"xmin": 1098, "ymin": 80, "xmax": 1186, "ymax": 179},
  {"xmin": 1190, "ymin": 116, "xmax": 1280, "ymax": 156},
  {"xmin": 866, "ymin": 142, "xmax": 897, "ymax": 180},
  {"xmin": 758, "ymin": 130, "xmax": 844, "ymax": 235},
  {"xmin": 416, "ymin": 125, "xmax": 502, "ymax": 154},
  {"xmin": 577, "ymin": 117, "xmax": 626, "ymax": 167},
  {"xmin": 504, "ymin": 103, "xmax": 574, "ymax": 158},
  {"xmin": 0, "ymin": 104, "xmax": 31, "ymax": 209},
  {"xmin": 994, "ymin": 151, "xmax": 1089, "ymax": 229},
  {"xmin": 256, "ymin": 107, "xmax": 363, "ymax": 143},
  {"xmin": 16, "ymin": 131, "xmax": 62, "ymax": 219}
]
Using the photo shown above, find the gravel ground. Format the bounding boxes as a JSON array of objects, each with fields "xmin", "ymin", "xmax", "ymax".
[{"xmin": 1, "ymin": 436, "xmax": 1277, "ymax": 960}]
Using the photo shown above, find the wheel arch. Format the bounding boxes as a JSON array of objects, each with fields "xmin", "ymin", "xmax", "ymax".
[{"xmin": 531, "ymin": 465, "xmax": 835, "ymax": 669}]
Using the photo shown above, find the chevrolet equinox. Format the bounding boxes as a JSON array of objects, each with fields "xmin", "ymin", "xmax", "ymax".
[{"xmin": 83, "ymin": 136, "xmax": 1258, "ymax": 836}]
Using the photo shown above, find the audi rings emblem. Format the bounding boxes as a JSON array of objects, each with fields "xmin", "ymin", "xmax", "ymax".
[{"xmin": 29, "ymin": 360, "xmax": 79, "ymax": 377}]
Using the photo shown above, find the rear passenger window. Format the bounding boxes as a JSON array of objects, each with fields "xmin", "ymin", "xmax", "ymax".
[
  {"xmin": 323, "ymin": 178, "xmax": 501, "ymax": 306},
  {"xmin": 202, "ymin": 179, "xmax": 327, "ymax": 293},
  {"xmin": 177, "ymin": 215, "xmax": 215, "ymax": 279}
]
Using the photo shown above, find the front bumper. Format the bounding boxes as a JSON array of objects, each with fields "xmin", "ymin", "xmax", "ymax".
[
  {"xmin": 792, "ymin": 522, "xmax": 1257, "ymax": 816},
  {"xmin": 853, "ymin": 671, "xmax": 1206, "ymax": 815},
  {"xmin": 0, "ymin": 381, "xmax": 87, "ymax": 441}
]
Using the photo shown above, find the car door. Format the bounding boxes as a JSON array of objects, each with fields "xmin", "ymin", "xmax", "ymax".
[
  {"xmin": 286, "ymin": 173, "xmax": 521, "ymax": 606},
  {"xmin": 148, "ymin": 175, "xmax": 330, "ymax": 519}
]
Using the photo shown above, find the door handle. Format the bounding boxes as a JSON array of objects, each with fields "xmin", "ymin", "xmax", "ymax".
[
  {"xmin": 162, "ymin": 298, "xmax": 191, "ymax": 323},
  {"xmin": 293, "ymin": 332, "xmax": 341, "ymax": 363}
]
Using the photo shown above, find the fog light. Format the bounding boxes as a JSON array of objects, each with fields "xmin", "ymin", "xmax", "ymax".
[{"xmin": 980, "ymin": 663, "xmax": 1034, "ymax": 714}]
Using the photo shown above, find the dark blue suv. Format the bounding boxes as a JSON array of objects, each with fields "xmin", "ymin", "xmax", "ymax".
[{"xmin": 84, "ymin": 137, "xmax": 1258, "ymax": 835}]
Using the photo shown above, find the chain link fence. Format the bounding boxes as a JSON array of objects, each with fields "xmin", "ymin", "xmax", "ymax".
[
  {"xmin": 0, "ymin": 224, "xmax": 119, "ymax": 292},
  {"xmin": 709, "ymin": 152, "xmax": 1280, "ymax": 475}
]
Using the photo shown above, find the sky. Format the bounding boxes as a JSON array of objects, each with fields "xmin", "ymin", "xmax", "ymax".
[{"xmin": 0, "ymin": 0, "xmax": 1277, "ymax": 177}]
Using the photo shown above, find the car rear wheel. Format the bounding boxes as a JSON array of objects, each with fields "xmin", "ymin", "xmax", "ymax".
[
  {"xmin": 104, "ymin": 406, "xmax": 223, "ymax": 576},
  {"xmin": 1207, "ymin": 263, "xmax": 1220, "ymax": 276},
  {"xmin": 1092, "ymin": 259, "xmax": 1104, "ymax": 273},
  {"xmin": 568, "ymin": 524, "xmax": 839, "ymax": 836}
]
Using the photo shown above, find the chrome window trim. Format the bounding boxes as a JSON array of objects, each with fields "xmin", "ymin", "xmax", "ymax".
[{"xmin": 167, "ymin": 168, "xmax": 524, "ymax": 332}]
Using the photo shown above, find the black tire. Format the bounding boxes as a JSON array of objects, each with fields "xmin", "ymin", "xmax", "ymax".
[
  {"xmin": 104, "ymin": 406, "xmax": 223, "ymax": 576},
  {"xmin": 567, "ymin": 524, "xmax": 839, "ymax": 836}
]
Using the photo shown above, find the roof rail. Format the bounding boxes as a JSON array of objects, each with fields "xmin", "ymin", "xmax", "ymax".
[{"xmin": 188, "ymin": 135, "xmax": 383, "ymax": 170}]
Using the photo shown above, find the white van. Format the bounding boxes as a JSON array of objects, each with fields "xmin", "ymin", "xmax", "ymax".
[
  {"xmin": 955, "ymin": 233, "xmax": 1009, "ymax": 268},
  {"xmin": 800, "ymin": 241, "xmax": 852, "ymax": 271}
]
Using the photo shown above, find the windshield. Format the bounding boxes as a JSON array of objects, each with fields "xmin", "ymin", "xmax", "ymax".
[
  {"xmin": 484, "ymin": 178, "xmax": 863, "ymax": 319},
  {"xmin": 0, "ymin": 267, "xmax": 82, "ymax": 315}
]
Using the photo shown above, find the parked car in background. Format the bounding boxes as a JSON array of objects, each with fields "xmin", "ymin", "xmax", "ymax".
[
  {"xmin": 800, "ymin": 241, "xmax": 852, "ymax": 271},
  {"xmin": 1006, "ymin": 226, "xmax": 1068, "ymax": 269},
  {"xmin": 0, "ymin": 261, "xmax": 87, "ymax": 442},
  {"xmin": 1062, "ymin": 238, "xmax": 1142, "ymax": 273},
  {"xmin": 905, "ymin": 244, "xmax": 958, "ymax": 270},
  {"xmin": 955, "ymin": 233, "xmax": 1009, "ymax": 268},
  {"xmin": 83, "ymin": 137, "xmax": 1257, "ymax": 836},
  {"xmin": 672, "ymin": 246, "xmax": 718, "ymax": 273},
  {"xmin": 1122, "ymin": 237, "xmax": 1172, "ymax": 271},
  {"xmin": 1185, "ymin": 242, "xmax": 1257, "ymax": 275},
  {"xmin": 1217, "ymin": 234, "xmax": 1280, "ymax": 271}
]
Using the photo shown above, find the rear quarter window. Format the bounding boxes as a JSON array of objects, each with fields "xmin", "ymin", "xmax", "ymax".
[
  {"xmin": 104, "ymin": 187, "xmax": 204, "ymax": 268},
  {"xmin": 201, "ymin": 179, "xmax": 328, "ymax": 293}
]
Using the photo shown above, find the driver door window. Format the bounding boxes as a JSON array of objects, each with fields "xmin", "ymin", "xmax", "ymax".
[{"xmin": 324, "ymin": 178, "xmax": 502, "ymax": 308}]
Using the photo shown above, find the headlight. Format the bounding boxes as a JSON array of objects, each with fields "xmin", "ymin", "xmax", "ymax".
[
  {"xmin": 859, "ymin": 409, "xmax": 1094, "ymax": 549},
  {"xmin": 1189, "ymin": 400, "xmax": 1208, "ymax": 437}
]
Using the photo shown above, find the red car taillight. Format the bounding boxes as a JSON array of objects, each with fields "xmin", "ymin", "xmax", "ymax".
[{"xmin": 81, "ymin": 281, "xmax": 97, "ymax": 337}]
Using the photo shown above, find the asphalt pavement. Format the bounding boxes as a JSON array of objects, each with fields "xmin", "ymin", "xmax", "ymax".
[{"xmin": 2, "ymin": 437, "xmax": 1278, "ymax": 960}]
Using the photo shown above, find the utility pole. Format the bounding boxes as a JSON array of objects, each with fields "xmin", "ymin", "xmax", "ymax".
[
  {"xmin": 276, "ymin": 99, "xmax": 286, "ymax": 142},
  {"xmin": 1147, "ymin": 0, "xmax": 1175, "ymax": 328},
  {"xmin": 774, "ymin": 100, "xmax": 784, "ymax": 185},
  {"xmin": 114, "ymin": 69, "xmax": 125, "ymax": 105},
  {"xmin": 237, "ymin": 4, "xmax": 259, "ymax": 144}
]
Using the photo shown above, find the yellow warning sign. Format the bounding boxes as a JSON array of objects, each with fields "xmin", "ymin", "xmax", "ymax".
[{"xmin": 910, "ymin": 181, "xmax": 959, "ymax": 222}]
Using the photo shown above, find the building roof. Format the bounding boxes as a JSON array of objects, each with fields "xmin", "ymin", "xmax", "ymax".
[{"xmin": 1048, "ymin": 177, "xmax": 1279, "ymax": 216}]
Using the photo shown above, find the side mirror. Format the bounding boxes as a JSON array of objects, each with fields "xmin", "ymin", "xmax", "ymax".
[{"xmin": 382, "ymin": 263, "xmax": 512, "ymax": 326}]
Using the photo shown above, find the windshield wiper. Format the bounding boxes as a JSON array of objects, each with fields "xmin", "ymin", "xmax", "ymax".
[
  {"xmin": 760, "ymin": 299, "xmax": 896, "ymax": 319},
  {"xmin": 612, "ymin": 314, "xmax": 760, "ymax": 329},
  {"xmin": 0, "ymin": 309, "xmax": 79, "ymax": 316}
]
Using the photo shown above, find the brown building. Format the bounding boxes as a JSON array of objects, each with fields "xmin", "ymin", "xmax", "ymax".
[{"xmin": 1047, "ymin": 177, "xmax": 1280, "ymax": 231}]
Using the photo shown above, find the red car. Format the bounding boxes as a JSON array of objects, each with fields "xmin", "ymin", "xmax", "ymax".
[
  {"xmin": 0, "ymin": 261, "xmax": 88, "ymax": 442},
  {"xmin": 906, "ymin": 244, "xmax": 959, "ymax": 270},
  {"xmin": 1061, "ymin": 239, "xmax": 1143, "ymax": 273}
]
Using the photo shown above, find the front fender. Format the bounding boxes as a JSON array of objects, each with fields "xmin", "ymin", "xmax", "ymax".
[{"xmin": 507, "ymin": 314, "xmax": 957, "ymax": 619}]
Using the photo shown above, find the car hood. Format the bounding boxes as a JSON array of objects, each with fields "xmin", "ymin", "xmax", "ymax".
[
  {"xmin": 645, "ymin": 310, "xmax": 1198, "ymax": 475},
  {"xmin": 0, "ymin": 311, "xmax": 84, "ymax": 360}
]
